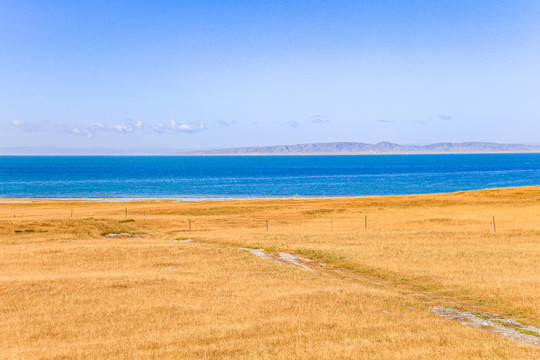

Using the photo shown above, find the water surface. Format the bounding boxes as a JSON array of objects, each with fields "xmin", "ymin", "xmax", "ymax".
[{"xmin": 1, "ymin": 154, "xmax": 539, "ymax": 198}]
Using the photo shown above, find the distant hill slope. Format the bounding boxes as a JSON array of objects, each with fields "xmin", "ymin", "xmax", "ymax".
[{"xmin": 171, "ymin": 142, "xmax": 540, "ymax": 155}]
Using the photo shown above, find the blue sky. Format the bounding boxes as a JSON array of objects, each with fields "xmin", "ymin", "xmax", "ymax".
[{"xmin": 1, "ymin": 1, "xmax": 540, "ymax": 151}]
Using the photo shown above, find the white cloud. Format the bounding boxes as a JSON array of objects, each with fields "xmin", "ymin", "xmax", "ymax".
[
  {"xmin": 113, "ymin": 125, "xmax": 130, "ymax": 133},
  {"xmin": 309, "ymin": 115, "xmax": 331, "ymax": 124},
  {"xmin": 11, "ymin": 118, "xmax": 207, "ymax": 137},
  {"xmin": 288, "ymin": 120, "xmax": 300, "ymax": 129}
]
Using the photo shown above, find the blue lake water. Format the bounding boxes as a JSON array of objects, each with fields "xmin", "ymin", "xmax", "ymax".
[{"xmin": 0, "ymin": 154, "xmax": 539, "ymax": 198}]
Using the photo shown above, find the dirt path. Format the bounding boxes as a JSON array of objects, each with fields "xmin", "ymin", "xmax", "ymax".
[
  {"xmin": 239, "ymin": 246, "xmax": 540, "ymax": 348},
  {"xmin": 242, "ymin": 248, "xmax": 315, "ymax": 271},
  {"xmin": 174, "ymin": 240, "xmax": 540, "ymax": 348},
  {"xmin": 431, "ymin": 307, "xmax": 540, "ymax": 348}
]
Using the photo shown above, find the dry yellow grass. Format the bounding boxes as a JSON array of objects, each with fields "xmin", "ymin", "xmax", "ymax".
[{"xmin": 1, "ymin": 186, "xmax": 539, "ymax": 358}]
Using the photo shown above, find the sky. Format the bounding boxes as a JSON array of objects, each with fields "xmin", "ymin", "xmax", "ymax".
[{"xmin": 1, "ymin": 1, "xmax": 540, "ymax": 152}]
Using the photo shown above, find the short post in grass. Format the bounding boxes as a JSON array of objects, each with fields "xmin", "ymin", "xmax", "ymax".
[
  {"xmin": 125, "ymin": 208, "xmax": 127, "ymax": 218},
  {"xmin": 365, "ymin": 214, "xmax": 367, "ymax": 229},
  {"xmin": 71, "ymin": 208, "xmax": 73, "ymax": 218},
  {"xmin": 331, "ymin": 217, "xmax": 333, "ymax": 231},
  {"xmin": 143, "ymin": 210, "xmax": 146, "ymax": 222},
  {"xmin": 188, "ymin": 219, "xmax": 191, "ymax": 231},
  {"xmin": 493, "ymin": 216, "xmax": 496, "ymax": 233},
  {"xmin": 266, "ymin": 219, "xmax": 269, "ymax": 232}
]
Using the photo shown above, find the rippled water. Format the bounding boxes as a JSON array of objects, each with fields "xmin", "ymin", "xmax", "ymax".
[{"xmin": 1, "ymin": 154, "xmax": 539, "ymax": 198}]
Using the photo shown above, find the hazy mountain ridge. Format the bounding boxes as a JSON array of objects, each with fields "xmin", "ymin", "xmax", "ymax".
[{"xmin": 173, "ymin": 142, "xmax": 540, "ymax": 155}]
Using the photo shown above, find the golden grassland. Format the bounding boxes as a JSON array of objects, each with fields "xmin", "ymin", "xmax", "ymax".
[{"xmin": 1, "ymin": 186, "xmax": 539, "ymax": 359}]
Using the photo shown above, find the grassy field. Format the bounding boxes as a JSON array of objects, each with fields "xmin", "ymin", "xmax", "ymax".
[{"xmin": 1, "ymin": 186, "xmax": 539, "ymax": 359}]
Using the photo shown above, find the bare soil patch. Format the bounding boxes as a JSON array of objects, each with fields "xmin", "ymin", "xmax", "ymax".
[
  {"xmin": 102, "ymin": 232, "xmax": 143, "ymax": 238},
  {"xmin": 431, "ymin": 307, "xmax": 540, "ymax": 348}
]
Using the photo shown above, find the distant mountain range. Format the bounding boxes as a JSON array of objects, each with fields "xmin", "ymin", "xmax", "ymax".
[{"xmin": 172, "ymin": 142, "xmax": 540, "ymax": 155}]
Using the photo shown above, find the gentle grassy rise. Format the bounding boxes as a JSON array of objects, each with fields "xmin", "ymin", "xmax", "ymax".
[{"xmin": 1, "ymin": 186, "xmax": 539, "ymax": 358}]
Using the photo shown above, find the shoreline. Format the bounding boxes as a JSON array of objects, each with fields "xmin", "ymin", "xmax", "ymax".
[
  {"xmin": 2, "ymin": 151, "xmax": 540, "ymax": 156},
  {"xmin": 170, "ymin": 151, "xmax": 540, "ymax": 156},
  {"xmin": 1, "ymin": 185, "xmax": 538, "ymax": 203},
  {"xmin": 0, "ymin": 195, "xmax": 354, "ymax": 203}
]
